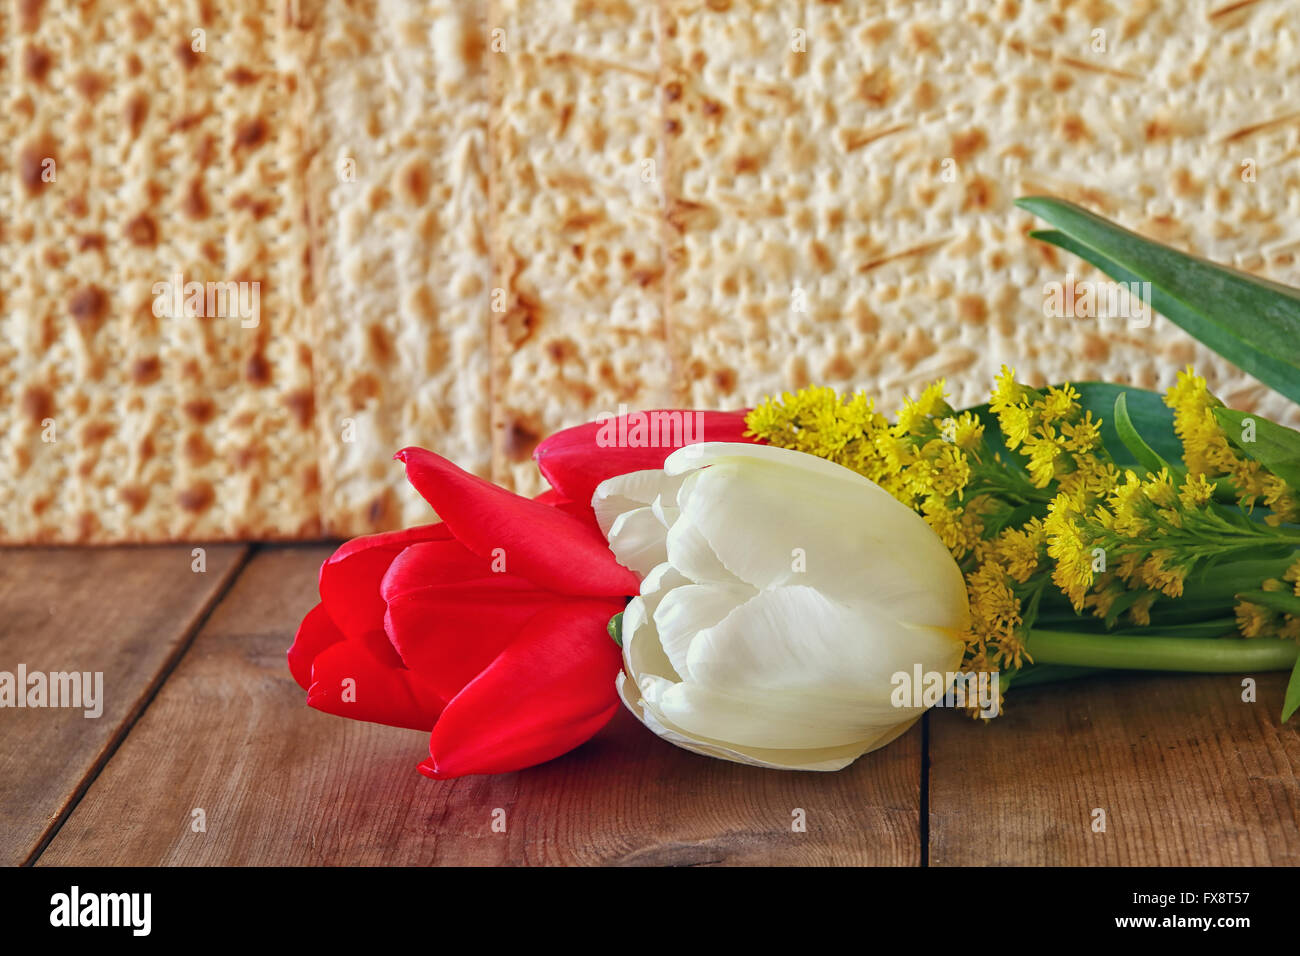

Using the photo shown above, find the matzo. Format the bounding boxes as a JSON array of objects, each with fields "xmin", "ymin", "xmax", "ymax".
[
  {"xmin": 3, "ymin": 0, "xmax": 1298, "ymax": 544},
  {"xmin": 3, "ymin": 0, "xmax": 320, "ymax": 543},
  {"xmin": 662, "ymin": 0, "xmax": 1300, "ymax": 425},
  {"xmin": 295, "ymin": 0, "xmax": 494, "ymax": 535},
  {"xmin": 487, "ymin": 0, "xmax": 675, "ymax": 495}
]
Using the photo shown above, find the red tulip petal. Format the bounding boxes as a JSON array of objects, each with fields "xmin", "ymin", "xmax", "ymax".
[
  {"xmin": 533, "ymin": 409, "xmax": 756, "ymax": 507},
  {"xmin": 288, "ymin": 603, "xmax": 345, "ymax": 690},
  {"xmin": 385, "ymin": 586, "xmax": 570, "ymax": 700},
  {"xmin": 395, "ymin": 447, "xmax": 638, "ymax": 597},
  {"xmin": 531, "ymin": 488, "xmax": 600, "ymax": 533},
  {"xmin": 380, "ymin": 539, "xmax": 572, "ymax": 699},
  {"xmin": 378, "ymin": 536, "xmax": 525, "ymax": 598},
  {"xmin": 304, "ymin": 638, "xmax": 446, "ymax": 732},
  {"xmin": 418, "ymin": 600, "xmax": 624, "ymax": 778},
  {"xmin": 380, "ymin": 538, "xmax": 560, "ymax": 607},
  {"xmin": 319, "ymin": 523, "xmax": 451, "ymax": 642}
]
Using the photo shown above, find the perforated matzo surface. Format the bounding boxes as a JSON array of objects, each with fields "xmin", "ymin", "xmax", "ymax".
[{"xmin": 3, "ymin": 0, "xmax": 1298, "ymax": 541}]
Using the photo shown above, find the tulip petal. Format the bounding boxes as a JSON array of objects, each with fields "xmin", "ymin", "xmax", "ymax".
[
  {"xmin": 592, "ymin": 469, "xmax": 682, "ymax": 536},
  {"xmin": 621, "ymin": 596, "xmax": 670, "ymax": 680},
  {"xmin": 619, "ymin": 672, "xmax": 915, "ymax": 771},
  {"xmin": 652, "ymin": 582, "xmax": 754, "ymax": 681},
  {"xmin": 672, "ymin": 444, "xmax": 968, "ymax": 629},
  {"xmin": 381, "ymin": 539, "xmax": 578, "ymax": 699},
  {"xmin": 318, "ymin": 523, "xmax": 452, "ymax": 642},
  {"xmin": 649, "ymin": 676, "xmax": 893, "ymax": 749},
  {"xmin": 304, "ymin": 636, "xmax": 446, "ymax": 732},
  {"xmin": 396, "ymin": 447, "xmax": 638, "ymax": 597},
  {"xmin": 621, "ymin": 565, "xmax": 692, "ymax": 684},
  {"xmin": 533, "ymin": 489, "xmax": 602, "ymax": 535},
  {"xmin": 419, "ymin": 600, "xmax": 625, "ymax": 778},
  {"xmin": 379, "ymin": 536, "xmax": 525, "ymax": 597},
  {"xmin": 385, "ymin": 588, "xmax": 569, "ymax": 701},
  {"xmin": 664, "ymin": 517, "xmax": 746, "ymax": 587},
  {"xmin": 288, "ymin": 603, "xmax": 346, "ymax": 690},
  {"xmin": 535, "ymin": 409, "xmax": 755, "ymax": 507},
  {"xmin": 604, "ymin": 507, "xmax": 670, "ymax": 577},
  {"xmin": 664, "ymin": 439, "xmax": 862, "ymax": 483},
  {"xmin": 684, "ymin": 585, "xmax": 963, "ymax": 703}
]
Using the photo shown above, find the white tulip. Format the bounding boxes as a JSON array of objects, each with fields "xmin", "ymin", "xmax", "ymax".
[{"xmin": 593, "ymin": 442, "xmax": 969, "ymax": 771}]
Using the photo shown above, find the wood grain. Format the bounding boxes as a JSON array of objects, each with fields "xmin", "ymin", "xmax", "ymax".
[
  {"xmin": 928, "ymin": 671, "xmax": 1300, "ymax": 865},
  {"xmin": 39, "ymin": 547, "xmax": 921, "ymax": 865},
  {"xmin": 0, "ymin": 545, "xmax": 248, "ymax": 866}
]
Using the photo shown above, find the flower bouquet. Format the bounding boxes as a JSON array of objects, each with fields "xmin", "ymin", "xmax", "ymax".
[{"xmin": 289, "ymin": 198, "xmax": 1300, "ymax": 778}]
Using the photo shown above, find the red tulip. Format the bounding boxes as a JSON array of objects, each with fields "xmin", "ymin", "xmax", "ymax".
[
  {"xmin": 533, "ymin": 408, "xmax": 755, "ymax": 508},
  {"xmin": 288, "ymin": 447, "xmax": 636, "ymax": 778}
]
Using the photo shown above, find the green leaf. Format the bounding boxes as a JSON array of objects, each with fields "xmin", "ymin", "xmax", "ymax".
[
  {"xmin": 1110, "ymin": 619, "xmax": 1238, "ymax": 639},
  {"xmin": 1112, "ymin": 392, "xmax": 1171, "ymax": 474},
  {"xmin": 966, "ymin": 382, "xmax": 1183, "ymax": 470},
  {"xmin": 1002, "ymin": 663, "xmax": 1106, "ymax": 690},
  {"xmin": 1284, "ymin": 655, "xmax": 1300, "ymax": 722},
  {"xmin": 1018, "ymin": 197, "xmax": 1300, "ymax": 407},
  {"xmin": 1075, "ymin": 383, "xmax": 1184, "ymax": 468},
  {"xmin": 1235, "ymin": 589, "xmax": 1300, "ymax": 617},
  {"xmin": 1214, "ymin": 407, "xmax": 1300, "ymax": 490},
  {"xmin": 607, "ymin": 611, "xmax": 624, "ymax": 647},
  {"xmin": 1100, "ymin": 588, "xmax": 1145, "ymax": 629}
]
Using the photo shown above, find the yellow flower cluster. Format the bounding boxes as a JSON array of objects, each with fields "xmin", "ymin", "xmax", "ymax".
[
  {"xmin": 962, "ymin": 520, "xmax": 1047, "ymax": 671},
  {"xmin": 1044, "ymin": 467, "xmax": 1200, "ymax": 615},
  {"xmin": 879, "ymin": 382, "xmax": 990, "ymax": 557},
  {"xmin": 1165, "ymin": 368, "xmax": 1298, "ymax": 523},
  {"xmin": 742, "ymin": 385, "xmax": 893, "ymax": 485},
  {"xmin": 748, "ymin": 377, "xmax": 1043, "ymax": 676},
  {"xmin": 1238, "ymin": 558, "xmax": 1300, "ymax": 642},
  {"xmin": 989, "ymin": 369, "xmax": 1117, "ymax": 497},
  {"xmin": 747, "ymin": 366, "xmax": 1300, "ymax": 714},
  {"xmin": 746, "ymin": 381, "xmax": 991, "ymax": 556}
]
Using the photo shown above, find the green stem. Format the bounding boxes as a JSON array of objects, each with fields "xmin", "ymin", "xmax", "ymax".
[
  {"xmin": 1026, "ymin": 629, "xmax": 1299, "ymax": 672},
  {"xmin": 1006, "ymin": 664, "xmax": 1107, "ymax": 688}
]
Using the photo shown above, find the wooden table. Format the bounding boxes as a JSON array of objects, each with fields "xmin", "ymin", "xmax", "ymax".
[{"xmin": 3, "ymin": 545, "xmax": 1297, "ymax": 866}]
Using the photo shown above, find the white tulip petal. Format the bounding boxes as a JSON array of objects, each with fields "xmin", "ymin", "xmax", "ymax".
[
  {"xmin": 621, "ymin": 596, "xmax": 680, "ymax": 683},
  {"xmin": 664, "ymin": 441, "xmax": 868, "ymax": 485},
  {"xmin": 650, "ymin": 494, "xmax": 679, "ymax": 530},
  {"xmin": 635, "ymin": 672, "xmax": 675, "ymax": 709},
  {"xmin": 606, "ymin": 441, "xmax": 975, "ymax": 772},
  {"xmin": 621, "ymin": 673, "xmax": 921, "ymax": 771},
  {"xmin": 686, "ymin": 585, "xmax": 964, "ymax": 700},
  {"xmin": 652, "ymin": 582, "xmax": 755, "ymax": 681},
  {"xmin": 624, "ymin": 564, "xmax": 692, "ymax": 682},
  {"xmin": 664, "ymin": 516, "xmax": 746, "ymax": 587},
  {"xmin": 605, "ymin": 506, "xmax": 669, "ymax": 577},
  {"xmin": 654, "ymin": 679, "xmax": 905, "ymax": 750},
  {"xmin": 622, "ymin": 592, "xmax": 647, "ymax": 637},
  {"xmin": 677, "ymin": 456, "xmax": 967, "ymax": 630},
  {"xmin": 639, "ymin": 561, "xmax": 692, "ymax": 605},
  {"xmin": 592, "ymin": 469, "xmax": 681, "ymax": 536}
]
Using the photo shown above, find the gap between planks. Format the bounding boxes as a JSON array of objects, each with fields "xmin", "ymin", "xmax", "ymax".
[{"xmin": 0, "ymin": 545, "xmax": 252, "ymax": 867}]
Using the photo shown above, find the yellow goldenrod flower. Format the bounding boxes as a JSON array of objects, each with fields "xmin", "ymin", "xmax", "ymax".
[
  {"xmin": 1044, "ymin": 493, "xmax": 1093, "ymax": 608},
  {"xmin": 1286, "ymin": 559, "xmax": 1300, "ymax": 597},
  {"xmin": 1000, "ymin": 405, "xmax": 1032, "ymax": 450},
  {"xmin": 1179, "ymin": 472, "xmax": 1216, "ymax": 509},
  {"xmin": 989, "ymin": 365, "xmax": 1025, "ymax": 415},
  {"xmin": 747, "ymin": 365, "xmax": 1300, "ymax": 704},
  {"xmin": 1235, "ymin": 601, "xmax": 1274, "ymax": 639},
  {"xmin": 1039, "ymin": 384, "xmax": 1081, "ymax": 424},
  {"xmin": 951, "ymin": 412, "xmax": 985, "ymax": 452}
]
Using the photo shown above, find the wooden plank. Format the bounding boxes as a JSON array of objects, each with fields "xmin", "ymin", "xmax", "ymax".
[
  {"xmin": 929, "ymin": 671, "xmax": 1300, "ymax": 865},
  {"xmin": 39, "ymin": 546, "xmax": 921, "ymax": 865},
  {"xmin": 0, "ymin": 545, "xmax": 248, "ymax": 866}
]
